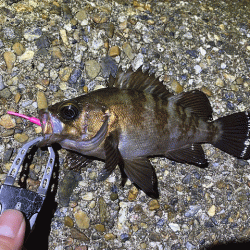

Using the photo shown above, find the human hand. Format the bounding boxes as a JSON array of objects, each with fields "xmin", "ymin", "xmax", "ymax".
[{"xmin": 0, "ymin": 210, "xmax": 26, "ymax": 250}]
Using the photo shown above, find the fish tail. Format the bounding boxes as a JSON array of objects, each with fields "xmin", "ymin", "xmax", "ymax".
[{"xmin": 212, "ymin": 111, "xmax": 250, "ymax": 159}]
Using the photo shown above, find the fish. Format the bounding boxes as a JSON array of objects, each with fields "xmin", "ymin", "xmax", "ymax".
[{"xmin": 38, "ymin": 67, "xmax": 250, "ymax": 198}]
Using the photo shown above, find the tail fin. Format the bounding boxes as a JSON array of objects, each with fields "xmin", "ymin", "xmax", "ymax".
[{"xmin": 213, "ymin": 112, "xmax": 250, "ymax": 159}]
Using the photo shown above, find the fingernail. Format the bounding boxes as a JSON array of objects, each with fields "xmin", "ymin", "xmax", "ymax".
[{"xmin": 0, "ymin": 210, "xmax": 25, "ymax": 238}]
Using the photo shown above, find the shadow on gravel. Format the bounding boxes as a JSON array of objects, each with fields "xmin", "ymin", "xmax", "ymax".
[
  {"xmin": 23, "ymin": 146, "xmax": 60, "ymax": 250},
  {"xmin": 201, "ymin": 240, "xmax": 250, "ymax": 250}
]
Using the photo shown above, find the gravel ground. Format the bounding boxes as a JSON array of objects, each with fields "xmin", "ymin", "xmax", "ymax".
[{"xmin": 0, "ymin": 0, "xmax": 250, "ymax": 249}]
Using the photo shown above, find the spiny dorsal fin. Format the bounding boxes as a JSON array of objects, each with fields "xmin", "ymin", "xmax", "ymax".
[
  {"xmin": 108, "ymin": 67, "xmax": 172, "ymax": 99},
  {"xmin": 171, "ymin": 90, "xmax": 213, "ymax": 120}
]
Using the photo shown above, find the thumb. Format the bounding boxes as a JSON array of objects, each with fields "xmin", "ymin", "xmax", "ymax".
[{"xmin": 0, "ymin": 209, "xmax": 26, "ymax": 250}]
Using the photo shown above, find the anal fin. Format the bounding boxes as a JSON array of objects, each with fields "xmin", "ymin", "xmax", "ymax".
[
  {"xmin": 165, "ymin": 144, "xmax": 208, "ymax": 167},
  {"xmin": 123, "ymin": 158, "xmax": 159, "ymax": 199}
]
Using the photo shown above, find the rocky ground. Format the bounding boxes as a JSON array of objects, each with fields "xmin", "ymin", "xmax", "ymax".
[{"xmin": 0, "ymin": 0, "xmax": 250, "ymax": 249}]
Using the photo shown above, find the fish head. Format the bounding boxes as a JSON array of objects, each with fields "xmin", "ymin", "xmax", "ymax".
[{"xmin": 38, "ymin": 98, "xmax": 109, "ymax": 147}]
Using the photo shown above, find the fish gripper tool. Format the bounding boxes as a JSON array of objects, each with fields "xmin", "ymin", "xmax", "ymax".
[{"xmin": 0, "ymin": 136, "xmax": 55, "ymax": 229}]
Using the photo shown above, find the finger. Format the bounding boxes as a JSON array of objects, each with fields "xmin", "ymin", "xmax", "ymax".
[{"xmin": 0, "ymin": 209, "xmax": 26, "ymax": 250}]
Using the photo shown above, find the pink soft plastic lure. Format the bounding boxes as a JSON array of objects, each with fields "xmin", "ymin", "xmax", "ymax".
[{"xmin": 7, "ymin": 111, "xmax": 41, "ymax": 126}]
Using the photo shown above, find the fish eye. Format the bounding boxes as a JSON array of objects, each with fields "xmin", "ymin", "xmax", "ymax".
[{"xmin": 59, "ymin": 103, "xmax": 80, "ymax": 121}]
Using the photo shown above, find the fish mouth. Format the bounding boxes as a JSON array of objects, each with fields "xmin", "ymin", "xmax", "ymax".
[{"xmin": 38, "ymin": 109, "xmax": 64, "ymax": 147}]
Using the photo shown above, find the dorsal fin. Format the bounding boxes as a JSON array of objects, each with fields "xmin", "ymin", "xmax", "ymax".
[
  {"xmin": 108, "ymin": 67, "xmax": 172, "ymax": 99},
  {"xmin": 171, "ymin": 90, "xmax": 213, "ymax": 120}
]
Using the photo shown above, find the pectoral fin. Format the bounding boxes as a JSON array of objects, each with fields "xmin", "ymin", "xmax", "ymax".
[
  {"xmin": 98, "ymin": 131, "xmax": 121, "ymax": 181},
  {"xmin": 123, "ymin": 158, "xmax": 159, "ymax": 199},
  {"xmin": 166, "ymin": 144, "xmax": 208, "ymax": 167},
  {"xmin": 66, "ymin": 151, "xmax": 93, "ymax": 171}
]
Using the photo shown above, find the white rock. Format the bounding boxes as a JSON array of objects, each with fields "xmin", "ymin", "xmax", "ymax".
[
  {"xmin": 168, "ymin": 223, "xmax": 180, "ymax": 232},
  {"xmin": 60, "ymin": 29, "xmax": 69, "ymax": 46},
  {"xmin": 37, "ymin": 63, "xmax": 45, "ymax": 71},
  {"xmin": 199, "ymin": 47, "xmax": 206, "ymax": 56},
  {"xmin": 50, "ymin": 69, "xmax": 58, "ymax": 80},
  {"xmin": 132, "ymin": 53, "xmax": 144, "ymax": 71},
  {"xmin": 221, "ymin": 63, "xmax": 227, "ymax": 69},
  {"xmin": 207, "ymin": 205, "xmax": 216, "ymax": 217},
  {"xmin": 118, "ymin": 202, "xmax": 129, "ymax": 230},
  {"xmin": 19, "ymin": 50, "xmax": 34, "ymax": 61},
  {"xmin": 82, "ymin": 192, "xmax": 94, "ymax": 201},
  {"xmin": 194, "ymin": 65, "xmax": 202, "ymax": 74}
]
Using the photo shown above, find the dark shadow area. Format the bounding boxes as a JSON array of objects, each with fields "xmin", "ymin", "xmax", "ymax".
[
  {"xmin": 22, "ymin": 145, "xmax": 60, "ymax": 250},
  {"xmin": 201, "ymin": 240, "xmax": 250, "ymax": 250}
]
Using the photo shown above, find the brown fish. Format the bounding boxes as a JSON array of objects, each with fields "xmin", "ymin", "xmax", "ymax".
[{"xmin": 38, "ymin": 68, "xmax": 250, "ymax": 198}]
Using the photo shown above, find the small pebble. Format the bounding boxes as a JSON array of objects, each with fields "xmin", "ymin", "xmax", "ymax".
[
  {"xmin": 60, "ymin": 29, "xmax": 69, "ymax": 46},
  {"xmin": 95, "ymin": 224, "xmax": 105, "ymax": 232},
  {"xmin": 24, "ymin": 27, "xmax": 42, "ymax": 41},
  {"xmin": 14, "ymin": 133, "xmax": 29, "ymax": 143},
  {"xmin": 37, "ymin": 91, "xmax": 48, "ymax": 110},
  {"xmin": 2, "ymin": 129, "xmax": 15, "ymax": 137},
  {"xmin": 99, "ymin": 23, "xmax": 115, "ymax": 38},
  {"xmin": 0, "ymin": 75, "xmax": 4, "ymax": 90},
  {"xmin": 185, "ymin": 205, "xmax": 201, "ymax": 217},
  {"xmin": 92, "ymin": 13, "xmax": 108, "ymax": 24},
  {"xmin": 85, "ymin": 60, "xmax": 101, "ymax": 79},
  {"xmin": 14, "ymin": 93, "xmax": 21, "ymax": 103},
  {"xmin": 70, "ymin": 228, "xmax": 89, "ymax": 242},
  {"xmin": 132, "ymin": 53, "xmax": 144, "ymax": 70},
  {"xmin": 117, "ymin": 202, "xmax": 128, "ymax": 230},
  {"xmin": 236, "ymin": 77, "xmax": 243, "ymax": 85},
  {"xmin": 74, "ymin": 210, "xmax": 90, "ymax": 229},
  {"xmin": 0, "ymin": 115, "xmax": 16, "ymax": 129},
  {"xmin": 182, "ymin": 173, "xmax": 191, "ymax": 184},
  {"xmin": 207, "ymin": 205, "xmax": 216, "ymax": 217},
  {"xmin": 0, "ymin": 88, "xmax": 12, "ymax": 99},
  {"xmin": 110, "ymin": 192, "xmax": 118, "ymax": 201},
  {"xmin": 104, "ymin": 233, "xmax": 116, "ymax": 240},
  {"xmin": 34, "ymin": 126, "xmax": 42, "ymax": 134},
  {"xmin": 12, "ymin": 42, "xmax": 25, "ymax": 56},
  {"xmin": 75, "ymin": 10, "xmax": 87, "ymax": 21},
  {"xmin": 68, "ymin": 69, "xmax": 82, "ymax": 85},
  {"xmin": 51, "ymin": 47, "xmax": 64, "ymax": 61},
  {"xmin": 183, "ymin": 32, "xmax": 193, "ymax": 39},
  {"xmin": 37, "ymin": 63, "xmax": 45, "ymax": 71},
  {"xmin": 223, "ymin": 73, "xmax": 236, "ymax": 82},
  {"xmin": 186, "ymin": 50, "xmax": 198, "ymax": 58},
  {"xmin": 221, "ymin": 63, "xmax": 227, "ymax": 69},
  {"xmin": 58, "ymin": 171, "xmax": 82, "ymax": 206},
  {"xmin": 59, "ymin": 67, "xmax": 73, "ymax": 82},
  {"xmin": 64, "ymin": 216, "xmax": 74, "ymax": 228},
  {"xmin": 3, "ymin": 148, "xmax": 13, "ymax": 163},
  {"xmin": 201, "ymin": 86, "xmax": 212, "ymax": 97},
  {"xmin": 171, "ymin": 80, "xmax": 183, "ymax": 93},
  {"xmin": 109, "ymin": 46, "xmax": 120, "ymax": 57},
  {"xmin": 19, "ymin": 50, "xmax": 34, "ymax": 61},
  {"xmin": 4, "ymin": 51, "xmax": 16, "ymax": 73},
  {"xmin": 169, "ymin": 223, "xmax": 180, "ymax": 232},
  {"xmin": 82, "ymin": 192, "xmax": 93, "ymax": 201},
  {"xmin": 122, "ymin": 43, "xmax": 134, "ymax": 60},
  {"xmin": 128, "ymin": 186, "xmax": 139, "ymax": 201},
  {"xmin": 101, "ymin": 56, "xmax": 118, "ymax": 78},
  {"xmin": 194, "ymin": 65, "xmax": 202, "ymax": 74},
  {"xmin": 148, "ymin": 199, "xmax": 160, "ymax": 210},
  {"xmin": 99, "ymin": 197, "xmax": 108, "ymax": 223},
  {"xmin": 215, "ymin": 78, "xmax": 224, "ymax": 87},
  {"xmin": 120, "ymin": 233, "xmax": 129, "ymax": 242}
]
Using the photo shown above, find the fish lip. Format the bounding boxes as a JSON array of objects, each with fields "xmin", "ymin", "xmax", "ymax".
[
  {"xmin": 38, "ymin": 109, "xmax": 64, "ymax": 146},
  {"xmin": 39, "ymin": 109, "xmax": 53, "ymax": 135}
]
